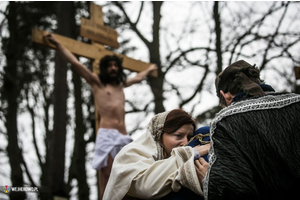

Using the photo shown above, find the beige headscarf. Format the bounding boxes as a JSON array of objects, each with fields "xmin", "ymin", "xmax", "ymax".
[{"xmin": 103, "ymin": 111, "xmax": 203, "ymax": 200}]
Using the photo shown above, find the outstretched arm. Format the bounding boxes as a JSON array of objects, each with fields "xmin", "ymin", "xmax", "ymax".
[
  {"xmin": 125, "ymin": 64, "xmax": 158, "ymax": 87},
  {"xmin": 43, "ymin": 34, "xmax": 100, "ymax": 86}
]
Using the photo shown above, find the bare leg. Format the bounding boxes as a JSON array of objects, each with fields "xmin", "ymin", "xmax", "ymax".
[{"xmin": 100, "ymin": 154, "xmax": 113, "ymax": 199}]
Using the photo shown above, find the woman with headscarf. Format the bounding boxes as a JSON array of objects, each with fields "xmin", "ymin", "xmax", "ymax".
[{"xmin": 103, "ymin": 109, "xmax": 210, "ymax": 200}]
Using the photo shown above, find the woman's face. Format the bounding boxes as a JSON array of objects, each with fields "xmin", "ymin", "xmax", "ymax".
[{"xmin": 162, "ymin": 124, "xmax": 194, "ymax": 156}]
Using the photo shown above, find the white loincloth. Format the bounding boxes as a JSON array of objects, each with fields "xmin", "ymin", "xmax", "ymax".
[{"xmin": 92, "ymin": 128, "xmax": 133, "ymax": 170}]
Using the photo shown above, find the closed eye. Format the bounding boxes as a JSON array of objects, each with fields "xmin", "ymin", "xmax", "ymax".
[{"xmin": 175, "ymin": 134, "xmax": 182, "ymax": 138}]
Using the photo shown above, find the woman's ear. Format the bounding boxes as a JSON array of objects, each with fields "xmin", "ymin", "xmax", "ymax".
[{"xmin": 220, "ymin": 90, "xmax": 234, "ymax": 106}]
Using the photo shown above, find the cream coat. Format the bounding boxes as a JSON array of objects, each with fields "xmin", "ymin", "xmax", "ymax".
[{"xmin": 103, "ymin": 111, "xmax": 203, "ymax": 200}]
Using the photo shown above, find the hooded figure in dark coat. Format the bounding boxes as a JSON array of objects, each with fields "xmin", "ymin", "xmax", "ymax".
[{"xmin": 203, "ymin": 60, "xmax": 300, "ymax": 200}]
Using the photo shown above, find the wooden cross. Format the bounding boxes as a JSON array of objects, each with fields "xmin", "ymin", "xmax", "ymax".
[
  {"xmin": 32, "ymin": 29, "xmax": 157, "ymax": 76},
  {"xmin": 80, "ymin": 2, "xmax": 118, "ymax": 49},
  {"xmin": 32, "ymin": 3, "xmax": 156, "ymax": 200}
]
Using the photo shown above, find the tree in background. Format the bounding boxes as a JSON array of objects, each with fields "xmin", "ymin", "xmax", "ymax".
[
  {"xmin": 0, "ymin": 1, "xmax": 299, "ymax": 200},
  {"xmin": 107, "ymin": 1, "xmax": 300, "ymax": 128},
  {"xmin": 1, "ymin": 2, "xmax": 57, "ymax": 200},
  {"xmin": 0, "ymin": 1, "xmax": 92, "ymax": 199}
]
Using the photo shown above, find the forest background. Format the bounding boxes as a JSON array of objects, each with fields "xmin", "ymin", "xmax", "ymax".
[{"xmin": 0, "ymin": 1, "xmax": 300, "ymax": 200}]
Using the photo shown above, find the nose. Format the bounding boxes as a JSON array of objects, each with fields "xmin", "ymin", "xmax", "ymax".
[
  {"xmin": 180, "ymin": 137, "xmax": 189, "ymax": 146},
  {"xmin": 112, "ymin": 64, "xmax": 118, "ymax": 70}
]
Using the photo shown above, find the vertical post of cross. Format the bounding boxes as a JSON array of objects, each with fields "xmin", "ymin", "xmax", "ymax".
[{"xmin": 82, "ymin": 3, "xmax": 105, "ymax": 199}]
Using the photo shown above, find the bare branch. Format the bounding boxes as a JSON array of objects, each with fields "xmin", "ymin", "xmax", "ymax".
[
  {"xmin": 135, "ymin": 2, "xmax": 144, "ymax": 25},
  {"xmin": 226, "ymin": 2, "xmax": 284, "ymax": 64},
  {"xmin": 25, "ymin": 87, "xmax": 43, "ymax": 168},
  {"xmin": 179, "ymin": 64, "xmax": 209, "ymax": 107},
  {"xmin": 21, "ymin": 157, "xmax": 37, "ymax": 187},
  {"xmin": 164, "ymin": 79, "xmax": 184, "ymax": 103},
  {"xmin": 165, "ymin": 47, "xmax": 214, "ymax": 74},
  {"xmin": 260, "ymin": 2, "xmax": 289, "ymax": 71},
  {"xmin": 113, "ymin": 1, "xmax": 151, "ymax": 47},
  {"xmin": 125, "ymin": 99, "xmax": 151, "ymax": 114}
]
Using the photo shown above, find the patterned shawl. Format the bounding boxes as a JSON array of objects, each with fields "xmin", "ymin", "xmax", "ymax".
[{"xmin": 103, "ymin": 111, "xmax": 203, "ymax": 200}]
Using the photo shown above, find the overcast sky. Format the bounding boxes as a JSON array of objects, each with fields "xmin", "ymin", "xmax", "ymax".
[{"xmin": 0, "ymin": 1, "xmax": 300, "ymax": 200}]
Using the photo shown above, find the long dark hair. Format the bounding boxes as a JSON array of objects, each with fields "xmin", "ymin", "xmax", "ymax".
[{"xmin": 98, "ymin": 55, "xmax": 127, "ymax": 85}]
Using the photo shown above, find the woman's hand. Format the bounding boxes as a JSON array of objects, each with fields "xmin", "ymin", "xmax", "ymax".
[
  {"xmin": 193, "ymin": 143, "xmax": 210, "ymax": 156},
  {"xmin": 195, "ymin": 157, "xmax": 209, "ymax": 187}
]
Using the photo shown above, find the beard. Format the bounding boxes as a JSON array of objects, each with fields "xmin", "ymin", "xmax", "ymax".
[
  {"xmin": 99, "ymin": 68, "xmax": 126, "ymax": 86},
  {"xmin": 107, "ymin": 71, "xmax": 118, "ymax": 82}
]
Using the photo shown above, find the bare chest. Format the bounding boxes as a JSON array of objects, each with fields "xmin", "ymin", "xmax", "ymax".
[{"xmin": 93, "ymin": 84, "xmax": 125, "ymax": 106}]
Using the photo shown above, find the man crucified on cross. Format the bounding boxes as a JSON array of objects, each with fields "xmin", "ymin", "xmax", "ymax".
[{"xmin": 44, "ymin": 34, "xmax": 157, "ymax": 197}]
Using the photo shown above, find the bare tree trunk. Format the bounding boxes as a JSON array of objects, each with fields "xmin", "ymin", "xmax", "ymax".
[
  {"xmin": 40, "ymin": 89, "xmax": 52, "ymax": 200},
  {"xmin": 49, "ymin": 1, "xmax": 73, "ymax": 198},
  {"xmin": 148, "ymin": 1, "xmax": 165, "ymax": 114},
  {"xmin": 113, "ymin": 1, "xmax": 165, "ymax": 114},
  {"xmin": 4, "ymin": 2, "xmax": 26, "ymax": 199},
  {"xmin": 63, "ymin": 2, "xmax": 90, "ymax": 198},
  {"xmin": 213, "ymin": 1, "xmax": 222, "ymax": 75},
  {"xmin": 34, "ymin": 50, "xmax": 53, "ymax": 200},
  {"xmin": 68, "ymin": 68, "xmax": 90, "ymax": 199}
]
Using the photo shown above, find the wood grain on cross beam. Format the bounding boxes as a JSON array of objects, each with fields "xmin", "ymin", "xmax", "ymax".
[
  {"xmin": 80, "ymin": 18, "xmax": 119, "ymax": 49},
  {"xmin": 32, "ymin": 29, "xmax": 158, "ymax": 77},
  {"xmin": 80, "ymin": 3, "xmax": 118, "ymax": 49}
]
